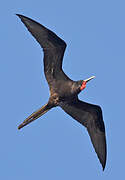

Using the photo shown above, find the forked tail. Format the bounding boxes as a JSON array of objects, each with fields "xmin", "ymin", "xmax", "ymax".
[{"xmin": 18, "ymin": 103, "xmax": 52, "ymax": 130}]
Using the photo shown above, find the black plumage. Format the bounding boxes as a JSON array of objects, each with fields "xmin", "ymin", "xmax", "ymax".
[{"xmin": 16, "ymin": 14, "xmax": 107, "ymax": 170}]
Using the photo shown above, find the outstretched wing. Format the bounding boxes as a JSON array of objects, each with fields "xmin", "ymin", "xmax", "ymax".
[
  {"xmin": 60, "ymin": 99, "xmax": 107, "ymax": 170},
  {"xmin": 16, "ymin": 14, "xmax": 67, "ymax": 84}
]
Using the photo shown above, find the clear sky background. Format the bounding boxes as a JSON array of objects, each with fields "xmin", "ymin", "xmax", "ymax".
[{"xmin": 1, "ymin": 0, "xmax": 125, "ymax": 179}]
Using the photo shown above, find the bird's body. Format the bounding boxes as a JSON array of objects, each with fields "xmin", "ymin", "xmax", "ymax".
[{"xmin": 16, "ymin": 14, "xmax": 107, "ymax": 170}]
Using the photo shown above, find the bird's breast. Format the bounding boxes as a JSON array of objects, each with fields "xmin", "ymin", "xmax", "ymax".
[{"xmin": 49, "ymin": 80, "xmax": 78, "ymax": 103}]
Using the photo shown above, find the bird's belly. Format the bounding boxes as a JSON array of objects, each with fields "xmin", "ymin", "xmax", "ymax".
[{"xmin": 50, "ymin": 86, "xmax": 75, "ymax": 105}]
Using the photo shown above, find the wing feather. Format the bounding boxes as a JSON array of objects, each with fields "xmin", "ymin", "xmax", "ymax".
[
  {"xmin": 60, "ymin": 99, "xmax": 107, "ymax": 170},
  {"xmin": 16, "ymin": 14, "xmax": 67, "ymax": 83}
]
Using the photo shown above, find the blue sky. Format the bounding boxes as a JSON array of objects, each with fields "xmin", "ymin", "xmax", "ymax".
[{"xmin": 1, "ymin": 0, "xmax": 125, "ymax": 179}]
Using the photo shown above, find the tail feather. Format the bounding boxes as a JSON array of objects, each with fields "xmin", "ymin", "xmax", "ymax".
[{"xmin": 18, "ymin": 103, "xmax": 52, "ymax": 129}]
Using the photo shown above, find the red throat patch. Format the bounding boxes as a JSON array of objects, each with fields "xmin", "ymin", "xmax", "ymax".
[{"xmin": 80, "ymin": 81, "xmax": 86, "ymax": 90}]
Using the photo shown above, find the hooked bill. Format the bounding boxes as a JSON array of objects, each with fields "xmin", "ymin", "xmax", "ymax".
[{"xmin": 84, "ymin": 76, "xmax": 95, "ymax": 82}]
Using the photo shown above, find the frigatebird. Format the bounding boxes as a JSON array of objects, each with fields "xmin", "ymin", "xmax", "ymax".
[{"xmin": 16, "ymin": 14, "xmax": 107, "ymax": 170}]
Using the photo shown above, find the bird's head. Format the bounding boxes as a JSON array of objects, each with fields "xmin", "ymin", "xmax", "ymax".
[{"xmin": 79, "ymin": 76, "xmax": 95, "ymax": 91}]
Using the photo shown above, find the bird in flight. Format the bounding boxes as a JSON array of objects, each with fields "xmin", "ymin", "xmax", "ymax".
[{"xmin": 16, "ymin": 14, "xmax": 107, "ymax": 170}]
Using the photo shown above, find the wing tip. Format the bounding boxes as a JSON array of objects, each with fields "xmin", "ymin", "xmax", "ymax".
[
  {"xmin": 102, "ymin": 162, "xmax": 106, "ymax": 171},
  {"xmin": 16, "ymin": 14, "xmax": 32, "ymax": 24},
  {"xmin": 16, "ymin": 14, "xmax": 27, "ymax": 24},
  {"xmin": 100, "ymin": 153, "xmax": 107, "ymax": 171},
  {"xmin": 16, "ymin": 13, "xmax": 24, "ymax": 19},
  {"xmin": 16, "ymin": 13, "xmax": 20, "ymax": 17}
]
